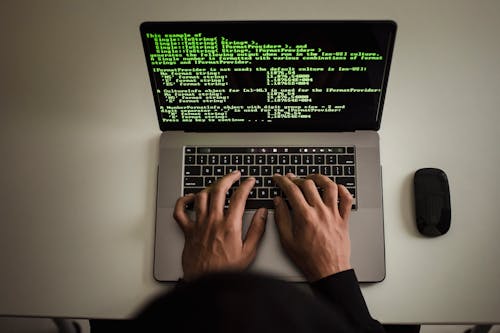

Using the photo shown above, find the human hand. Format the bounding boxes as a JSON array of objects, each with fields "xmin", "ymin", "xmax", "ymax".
[
  {"xmin": 173, "ymin": 171, "xmax": 268, "ymax": 281},
  {"xmin": 272, "ymin": 173, "xmax": 353, "ymax": 282}
]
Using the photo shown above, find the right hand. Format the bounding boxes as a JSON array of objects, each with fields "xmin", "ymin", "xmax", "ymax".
[{"xmin": 272, "ymin": 173, "xmax": 353, "ymax": 282}]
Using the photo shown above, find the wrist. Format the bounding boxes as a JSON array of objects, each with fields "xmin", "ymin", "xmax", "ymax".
[{"xmin": 306, "ymin": 262, "xmax": 352, "ymax": 282}]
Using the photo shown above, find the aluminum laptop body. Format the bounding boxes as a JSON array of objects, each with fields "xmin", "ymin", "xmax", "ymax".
[{"xmin": 140, "ymin": 21, "xmax": 397, "ymax": 282}]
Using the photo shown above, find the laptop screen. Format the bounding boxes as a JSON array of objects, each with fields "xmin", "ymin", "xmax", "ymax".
[{"xmin": 140, "ymin": 21, "xmax": 396, "ymax": 132}]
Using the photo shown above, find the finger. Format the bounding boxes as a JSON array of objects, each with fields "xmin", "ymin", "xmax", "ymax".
[
  {"xmin": 209, "ymin": 171, "xmax": 241, "ymax": 217},
  {"xmin": 226, "ymin": 177, "xmax": 256, "ymax": 222},
  {"xmin": 272, "ymin": 174, "xmax": 309, "ymax": 211},
  {"xmin": 337, "ymin": 185, "xmax": 354, "ymax": 221},
  {"xmin": 173, "ymin": 194, "xmax": 195, "ymax": 233},
  {"xmin": 273, "ymin": 196, "xmax": 293, "ymax": 246},
  {"xmin": 306, "ymin": 174, "xmax": 338, "ymax": 207},
  {"xmin": 292, "ymin": 177, "xmax": 323, "ymax": 207},
  {"xmin": 194, "ymin": 188, "xmax": 209, "ymax": 222},
  {"xmin": 242, "ymin": 208, "xmax": 268, "ymax": 265}
]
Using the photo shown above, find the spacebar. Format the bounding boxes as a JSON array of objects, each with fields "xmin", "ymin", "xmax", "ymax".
[{"xmin": 245, "ymin": 200, "xmax": 275, "ymax": 209}]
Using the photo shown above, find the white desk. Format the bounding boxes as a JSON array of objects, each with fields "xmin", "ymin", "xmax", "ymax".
[{"xmin": 1, "ymin": 0, "xmax": 499, "ymax": 323}]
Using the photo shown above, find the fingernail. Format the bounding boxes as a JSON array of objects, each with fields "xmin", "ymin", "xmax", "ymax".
[{"xmin": 232, "ymin": 170, "xmax": 240, "ymax": 174}]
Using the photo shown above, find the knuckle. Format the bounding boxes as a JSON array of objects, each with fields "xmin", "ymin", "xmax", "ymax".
[
  {"xmin": 196, "ymin": 190, "xmax": 208, "ymax": 200},
  {"xmin": 326, "ymin": 181, "xmax": 338, "ymax": 192},
  {"xmin": 206, "ymin": 215, "xmax": 219, "ymax": 226},
  {"xmin": 303, "ymin": 179, "xmax": 315, "ymax": 188},
  {"xmin": 173, "ymin": 210, "xmax": 182, "ymax": 221},
  {"xmin": 302, "ymin": 210, "xmax": 316, "ymax": 222}
]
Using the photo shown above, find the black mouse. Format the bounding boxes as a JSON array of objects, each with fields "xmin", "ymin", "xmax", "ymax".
[{"xmin": 414, "ymin": 168, "xmax": 451, "ymax": 237}]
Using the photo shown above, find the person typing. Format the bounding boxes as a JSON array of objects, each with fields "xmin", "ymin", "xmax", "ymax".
[{"xmin": 135, "ymin": 171, "xmax": 384, "ymax": 332}]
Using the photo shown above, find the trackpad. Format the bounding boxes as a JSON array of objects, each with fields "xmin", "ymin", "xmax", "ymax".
[{"xmin": 242, "ymin": 211, "xmax": 302, "ymax": 280}]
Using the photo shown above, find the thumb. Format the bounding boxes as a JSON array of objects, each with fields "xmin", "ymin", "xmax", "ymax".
[
  {"xmin": 273, "ymin": 196, "xmax": 293, "ymax": 246},
  {"xmin": 242, "ymin": 208, "xmax": 268, "ymax": 264}
]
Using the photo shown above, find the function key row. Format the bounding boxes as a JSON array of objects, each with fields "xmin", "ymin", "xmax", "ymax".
[{"xmin": 185, "ymin": 146, "xmax": 355, "ymax": 154}]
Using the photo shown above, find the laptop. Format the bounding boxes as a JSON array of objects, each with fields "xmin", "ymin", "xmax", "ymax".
[{"xmin": 140, "ymin": 20, "xmax": 396, "ymax": 282}]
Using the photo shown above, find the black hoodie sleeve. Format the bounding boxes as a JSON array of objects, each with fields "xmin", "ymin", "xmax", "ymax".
[{"xmin": 310, "ymin": 269, "xmax": 385, "ymax": 332}]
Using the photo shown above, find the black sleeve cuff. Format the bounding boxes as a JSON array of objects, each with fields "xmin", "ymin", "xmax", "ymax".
[{"xmin": 311, "ymin": 269, "xmax": 383, "ymax": 332}]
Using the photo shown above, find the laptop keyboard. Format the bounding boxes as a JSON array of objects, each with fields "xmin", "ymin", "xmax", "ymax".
[{"xmin": 183, "ymin": 146, "xmax": 357, "ymax": 210}]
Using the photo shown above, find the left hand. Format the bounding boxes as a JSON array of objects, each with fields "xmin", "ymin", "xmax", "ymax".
[{"xmin": 173, "ymin": 171, "xmax": 268, "ymax": 281}]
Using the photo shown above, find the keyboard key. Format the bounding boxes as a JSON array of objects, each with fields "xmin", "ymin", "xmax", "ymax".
[
  {"xmin": 320, "ymin": 165, "xmax": 331, "ymax": 175},
  {"xmin": 205, "ymin": 177, "xmax": 215, "ymax": 186},
  {"xmin": 185, "ymin": 147, "xmax": 195, "ymax": 154},
  {"xmin": 237, "ymin": 166, "xmax": 248, "ymax": 176},
  {"xmin": 256, "ymin": 155, "xmax": 266, "ymax": 164},
  {"xmin": 332, "ymin": 166, "xmax": 343, "ymax": 175},
  {"xmin": 273, "ymin": 166, "xmax": 284, "ymax": 174},
  {"xmin": 279, "ymin": 155, "xmax": 289, "ymax": 164},
  {"xmin": 214, "ymin": 166, "xmax": 224, "ymax": 176},
  {"xmin": 184, "ymin": 187, "xmax": 203, "ymax": 195},
  {"xmin": 254, "ymin": 177, "xmax": 263, "ymax": 187},
  {"xmin": 209, "ymin": 155, "xmax": 219, "ymax": 164},
  {"xmin": 326, "ymin": 155, "xmax": 337, "ymax": 164},
  {"xmin": 284, "ymin": 165, "xmax": 296, "ymax": 174},
  {"xmin": 336, "ymin": 177, "xmax": 355, "ymax": 187},
  {"xmin": 244, "ymin": 155, "xmax": 254, "ymax": 164},
  {"xmin": 314, "ymin": 155, "xmax": 325, "ymax": 164},
  {"xmin": 264, "ymin": 177, "xmax": 274, "ymax": 187},
  {"xmin": 258, "ymin": 188, "xmax": 269, "ymax": 198},
  {"xmin": 232, "ymin": 155, "xmax": 243, "ymax": 165},
  {"xmin": 297, "ymin": 166, "xmax": 307, "ymax": 176},
  {"xmin": 249, "ymin": 166, "xmax": 260, "ymax": 176},
  {"xmin": 270, "ymin": 188, "xmax": 281, "ymax": 197},
  {"xmin": 347, "ymin": 147, "xmax": 355, "ymax": 154},
  {"xmin": 347, "ymin": 187, "xmax": 356, "ymax": 198},
  {"xmin": 267, "ymin": 155, "xmax": 278, "ymax": 164},
  {"xmin": 245, "ymin": 200, "xmax": 274, "ymax": 209},
  {"xmin": 261, "ymin": 166, "xmax": 272, "ymax": 175},
  {"xmin": 291, "ymin": 155, "xmax": 301, "ymax": 164},
  {"xmin": 185, "ymin": 155, "xmax": 196, "ymax": 164},
  {"xmin": 202, "ymin": 166, "xmax": 212, "ymax": 175},
  {"xmin": 303, "ymin": 155, "xmax": 313, "ymax": 164},
  {"xmin": 226, "ymin": 166, "xmax": 237, "ymax": 174},
  {"xmin": 197, "ymin": 155, "xmax": 208, "ymax": 164},
  {"xmin": 308, "ymin": 166, "xmax": 319, "ymax": 174},
  {"xmin": 344, "ymin": 165, "xmax": 355, "ymax": 176},
  {"xmin": 220, "ymin": 155, "xmax": 231, "ymax": 165},
  {"xmin": 184, "ymin": 177, "xmax": 203, "ymax": 187},
  {"xmin": 338, "ymin": 155, "xmax": 355, "ymax": 164},
  {"xmin": 185, "ymin": 166, "xmax": 201, "ymax": 176}
]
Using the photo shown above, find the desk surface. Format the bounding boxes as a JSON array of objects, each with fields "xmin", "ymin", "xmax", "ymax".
[{"xmin": 1, "ymin": 0, "xmax": 500, "ymax": 323}]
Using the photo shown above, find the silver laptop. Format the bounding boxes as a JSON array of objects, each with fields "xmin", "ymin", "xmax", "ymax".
[{"xmin": 140, "ymin": 21, "xmax": 396, "ymax": 282}]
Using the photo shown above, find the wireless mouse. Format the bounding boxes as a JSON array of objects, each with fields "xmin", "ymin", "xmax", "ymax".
[{"xmin": 414, "ymin": 168, "xmax": 451, "ymax": 237}]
